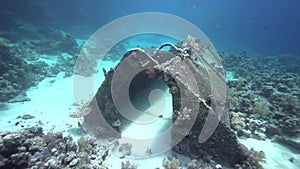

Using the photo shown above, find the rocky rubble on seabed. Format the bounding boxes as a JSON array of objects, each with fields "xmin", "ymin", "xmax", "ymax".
[
  {"xmin": 221, "ymin": 51, "xmax": 300, "ymax": 151},
  {"xmin": 0, "ymin": 127, "xmax": 109, "ymax": 169},
  {"xmin": 0, "ymin": 127, "xmax": 225, "ymax": 169}
]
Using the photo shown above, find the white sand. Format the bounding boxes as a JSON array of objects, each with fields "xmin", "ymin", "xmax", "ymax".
[
  {"xmin": 240, "ymin": 138, "xmax": 300, "ymax": 169},
  {"xmin": 0, "ymin": 73, "xmax": 78, "ymax": 133},
  {"xmin": 0, "ymin": 60, "xmax": 118, "ymax": 134},
  {"xmin": 104, "ymin": 151, "xmax": 192, "ymax": 169}
]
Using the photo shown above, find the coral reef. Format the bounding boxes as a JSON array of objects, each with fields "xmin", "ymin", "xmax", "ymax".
[
  {"xmin": 253, "ymin": 97, "xmax": 270, "ymax": 116},
  {"xmin": 0, "ymin": 2, "xmax": 80, "ymax": 102},
  {"xmin": 0, "ymin": 38, "xmax": 34, "ymax": 102},
  {"xmin": 118, "ymin": 143, "xmax": 132, "ymax": 158},
  {"xmin": 77, "ymin": 137, "xmax": 93, "ymax": 153},
  {"xmin": 161, "ymin": 157, "xmax": 216, "ymax": 169},
  {"xmin": 0, "ymin": 127, "xmax": 108, "ymax": 169},
  {"xmin": 162, "ymin": 157, "xmax": 180, "ymax": 169},
  {"xmin": 121, "ymin": 161, "xmax": 137, "ymax": 169},
  {"xmin": 221, "ymin": 51, "xmax": 300, "ymax": 146},
  {"xmin": 0, "ymin": 26, "xmax": 78, "ymax": 102},
  {"xmin": 186, "ymin": 159, "xmax": 213, "ymax": 169},
  {"xmin": 247, "ymin": 148, "xmax": 266, "ymax": 169},
  {"xmin": 283, "ymin": 94, "xmax": 299, "ymax": 115},
  {"xmin": 231, "ymin": 113, "xmax": 246, "ymax": 131}
]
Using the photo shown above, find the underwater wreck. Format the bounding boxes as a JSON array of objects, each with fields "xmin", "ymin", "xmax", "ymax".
[{"xmin": 75, "ymin": 36, "xmax": 250, "ymax": 167}]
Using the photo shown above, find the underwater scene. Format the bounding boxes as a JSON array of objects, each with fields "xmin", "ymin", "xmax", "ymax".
[{"xmin": 0, "ymin": 0, "xmax": 299, "ymax": 169}]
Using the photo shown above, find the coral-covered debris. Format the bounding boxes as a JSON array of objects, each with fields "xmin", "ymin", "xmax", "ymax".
[{"xmin": 77, "ymin": 37, "xmax": 250, "ymax": 167}]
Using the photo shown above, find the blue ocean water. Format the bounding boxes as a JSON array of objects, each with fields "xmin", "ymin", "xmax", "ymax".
[
  {"xmin": 0, "ymin": 1, "xmax": 300, "ymax": 169},
  {"xmin": 44, "ymin": 0, "xmax": 300, "ymax": 55},
  {"xmin": 2, "ymin": 0, "xmax": 299, "ymax": 54}
]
